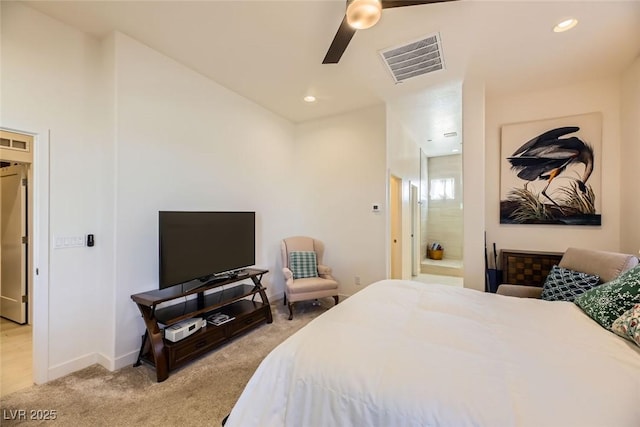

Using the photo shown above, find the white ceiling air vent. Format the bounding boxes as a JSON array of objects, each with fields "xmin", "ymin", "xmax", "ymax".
[{"xmin": 379, "ymin": 33, "xmax": 444, "ymax": 83}]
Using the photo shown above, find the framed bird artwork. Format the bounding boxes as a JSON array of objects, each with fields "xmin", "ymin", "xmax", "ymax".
[{"xmin": 500, "ymin": 112, "xmax": 602, "ymax": 225}]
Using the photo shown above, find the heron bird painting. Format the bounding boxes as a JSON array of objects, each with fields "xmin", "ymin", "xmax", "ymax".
[{"xmin": 500, "ymin": 113, "xmax": 602, "ymax": 225}]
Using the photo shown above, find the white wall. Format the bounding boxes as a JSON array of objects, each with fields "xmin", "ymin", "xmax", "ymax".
[
  {"xmin": 485, "ymin": 77, "xmax": 623, "ymax": 255},
  {"xmin": 386, "ymin": 109, "xmax": 421, "ymax": 279},
  {"xmin": 462, "ymin": 74, "xmax": 486, "ymax": 291},
  {"xmin": 1, "ymin": 1, "xmax": 108, "ymax": 379},
  {"xmin": 294, "ymin": 106, "xmax": 387, "ymax": 297},
  {"xmin": 95, "ymin": 33, "xmax": 117, "ymax": 368},
  {"xmin": 2, "ymin": 1, "xmax": 388, "ymax": 380},
  {"xmin": 1, "ymin": 2, "xmax": 303, "ymax": 378},
  {"xmin": 620, "ymin": 57, "xmax": 640, "ymax": 255},
  {"xmin": 112, "ymin": 32, "xmax": 298, "ymax": 361}
]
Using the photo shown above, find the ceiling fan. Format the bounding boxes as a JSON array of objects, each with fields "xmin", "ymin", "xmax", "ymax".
[{"xmin": 323, "ymin": 0, "xmax": 457, "ymax": 64}]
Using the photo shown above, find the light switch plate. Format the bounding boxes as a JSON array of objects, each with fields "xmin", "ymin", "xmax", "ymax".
[{"xmin": 54, "ymin": 235, "xmax": 85, "ymax": 249}]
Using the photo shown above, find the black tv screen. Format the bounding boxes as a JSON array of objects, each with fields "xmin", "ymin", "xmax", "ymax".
[{"xmin": 159, "ymin": 211, "xmax": 255, "ymax": 289}]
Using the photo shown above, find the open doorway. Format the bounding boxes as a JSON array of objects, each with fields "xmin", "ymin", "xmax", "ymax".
[
  {"xmin": 385, "ymin": 82, "xmax": 464, "ymax": 286},
  {"xmin": 0, "ymin": 129, "xmax": 34, "ymax": 396},
  {"xmin": 420, "ymin": 151, "xmax": 464, "ymax": 279},
  {"xmin": 2, "ymin": 163, "xmax": 28, "ymax": 323}
]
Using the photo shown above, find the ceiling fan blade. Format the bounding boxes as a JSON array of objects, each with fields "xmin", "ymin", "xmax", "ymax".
[
  {"xmin": 322, "ymin": 16, "xmax": 357, "ymax": 64},
  {"xmin": 381, "ymin": 0, "xmax": 456, "ymax": 9},
  {"xmin": 322, "ymin": 0, "xmax": 456, "ymax": 64}
]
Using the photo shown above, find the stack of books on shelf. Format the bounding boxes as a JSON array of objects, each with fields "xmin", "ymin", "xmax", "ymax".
[{"xmin": 206, "ymin": 312, "xmax": 234, "ymax": 326}]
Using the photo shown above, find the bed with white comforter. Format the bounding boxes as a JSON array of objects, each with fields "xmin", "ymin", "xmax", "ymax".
[{"xmin": 225, "ymin": 279, "xmax": 640, "ymax": 427}]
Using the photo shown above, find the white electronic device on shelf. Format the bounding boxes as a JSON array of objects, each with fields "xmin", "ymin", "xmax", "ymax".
[{"xmin": 164, "ymin": 317, "xmax": 205, "ymax": 342}]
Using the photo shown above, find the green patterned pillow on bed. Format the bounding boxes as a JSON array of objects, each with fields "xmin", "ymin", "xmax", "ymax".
[
  {"xmin": 289, "ymin": 251, "xmax": 318, "ymax": 279},
  {"xmin": 574, "ymin": 265, "xmax": 640, "ymax": 330}
]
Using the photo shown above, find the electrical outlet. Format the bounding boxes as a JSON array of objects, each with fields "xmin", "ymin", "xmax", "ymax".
[{"xmin": 354, "ymin": 276, "xmax": 361, "ymax": 286}]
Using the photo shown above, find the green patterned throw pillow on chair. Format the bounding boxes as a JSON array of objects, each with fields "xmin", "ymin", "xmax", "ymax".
[
  {"xmin": 574, "ymin": 265, "xmax": 640, "ymax": 329},
  {"xmin": 289, "ymin": 251, "xmax": 319, "ymax": 279}
]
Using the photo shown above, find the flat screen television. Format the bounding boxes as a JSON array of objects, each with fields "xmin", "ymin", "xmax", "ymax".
[{"xmin": 159, "ymin": 211, "xmax": 255, "ymax": 290}]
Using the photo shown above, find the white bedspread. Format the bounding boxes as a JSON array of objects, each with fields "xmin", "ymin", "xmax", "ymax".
[{"xmin": 226, "ymin": 280, "xmax": 640, "ymax": 427}]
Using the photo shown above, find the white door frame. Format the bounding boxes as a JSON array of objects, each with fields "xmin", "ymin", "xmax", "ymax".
[
  {"xmin": 33, "ymin": 129, "xmax": 50, "ymax": 384},
  {"xmin": 1, "ymin": 127, "xmax": 50, "ymax": 384}
]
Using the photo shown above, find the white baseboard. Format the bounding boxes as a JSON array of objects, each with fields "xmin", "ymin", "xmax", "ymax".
[
  {"xmin": 46, "ymin": 350, "xmax": 139, "ymax": 382},
  {"xmin": 95, "ymin": 352, "xmax": 113, "ymax": 371},
  {"xmin": 271, "ymin": 294, "xmax": 349, "ymax": 304},
  {"xmin": 112, "ymin": 350, "xmax": 139, "ymax": 371},
  {"xmin": 266, "ymin": 289, "xmax": 281, "ymax": 303},
  {"xmin": 274, "ymin": 288, "xmax": 345, "ymax": 304},
  {"xmin": 94, "ymin": 350, "xmax": 138, "ymax": 372},
  {"xmin": 47, "ymin": 352, "xmax": 100, "ymax": 382}
]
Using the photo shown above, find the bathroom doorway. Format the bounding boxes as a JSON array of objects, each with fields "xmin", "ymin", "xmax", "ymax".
[{"xmin": 420, "ymin": 151, "xmax": 464, "ymax": 279}]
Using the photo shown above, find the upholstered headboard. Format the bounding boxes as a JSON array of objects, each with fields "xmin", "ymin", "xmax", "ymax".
[{"xmin": 559, "ymin": 247, "xmax": 639, "ymax": 283}]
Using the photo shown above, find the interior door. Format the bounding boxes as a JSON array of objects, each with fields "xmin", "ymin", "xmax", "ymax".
[
  {"xmin": 390, "ymin": 175, "xmax": 402, "ymax": 279},
  {"xmin": 1, "ymin": 164, "xmax": 27, "ymax": 324},
  {"xmin": 410, "ymin": 183, "xmax": 419, "ymax": 277}
]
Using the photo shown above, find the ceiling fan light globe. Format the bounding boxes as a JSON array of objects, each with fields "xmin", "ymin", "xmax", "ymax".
[
  {"xmin": 346, "ymin": 0, "xmax": 382, "ymax": 30},
  {"xmin": 553, "ymin": 18, "xmax": 578, "ymax": 33}
]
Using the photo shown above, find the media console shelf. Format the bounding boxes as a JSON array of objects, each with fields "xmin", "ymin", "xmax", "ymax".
[{"xmin": 131, "ymin": 268, "xmax": 272, "ymax": 382}]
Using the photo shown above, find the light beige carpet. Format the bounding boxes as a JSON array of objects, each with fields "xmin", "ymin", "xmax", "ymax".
[{"xmin": 0, "ymin": 299, "xmax": 330, "ymax": 426}]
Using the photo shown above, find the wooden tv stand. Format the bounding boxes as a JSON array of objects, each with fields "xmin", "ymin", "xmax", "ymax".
[{"xmin": 130, "ymin": 268, "xmax": 272, "ymax": 382}]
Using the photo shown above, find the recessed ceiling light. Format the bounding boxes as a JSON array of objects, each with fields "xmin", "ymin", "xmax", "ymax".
[
  {"xmin": 554, "ymin": 18, "xmax": 578, "ymax": 33},
  {"xmin": 452, "ymin": 148, "xmax": 460, "ymax": 153},
  {"xmin": 303, "ymin": 95, "xmax": 316, "ymax": 103}
]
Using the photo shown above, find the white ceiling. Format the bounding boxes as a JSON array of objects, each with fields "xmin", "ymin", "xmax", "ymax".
[{"xmin": 22, "ymin": 0, "xmax": 640, "ymax": 155}]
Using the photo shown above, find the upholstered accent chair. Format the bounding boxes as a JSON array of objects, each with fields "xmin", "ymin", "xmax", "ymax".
[{"xmin": 281, "ymin": 236, "xmax": 339, "ymax": 320}]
